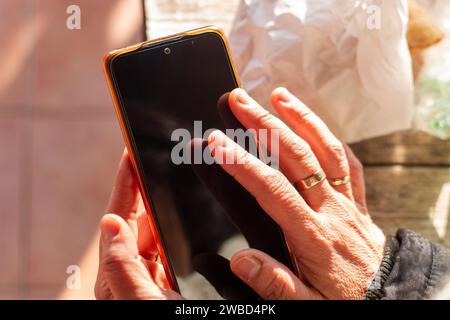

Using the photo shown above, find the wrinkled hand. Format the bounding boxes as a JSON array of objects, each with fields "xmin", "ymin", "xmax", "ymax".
[
  {"xmin": 208, "ymin": 88, "xmax": 385, "ymax": 300},
  {"xmin": 94, "ymin": 150, "xmax": 181, "ymax": 300},
  {"xmin": 95, "ymin": 87, "xmax": 386, "ymax": 300}
]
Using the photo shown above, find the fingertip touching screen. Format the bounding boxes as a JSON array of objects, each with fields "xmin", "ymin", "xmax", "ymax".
[{"xmin": 110, "ymin": 31, "xmax": 294, "ymax": 299}]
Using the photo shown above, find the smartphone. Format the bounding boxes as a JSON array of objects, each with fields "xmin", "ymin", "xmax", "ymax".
[{"xmin": 103, "ymin": 26, "xmax": 296, "ymax": 299}]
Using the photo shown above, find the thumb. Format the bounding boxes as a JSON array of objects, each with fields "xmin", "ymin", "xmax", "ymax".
[
  {"xmin": 230, "ymin": 249, "xmax": 323, "ymax": 300},
  {"xmin": 99, "ymin": 214, "xmax": 163, "ymax": 299}
]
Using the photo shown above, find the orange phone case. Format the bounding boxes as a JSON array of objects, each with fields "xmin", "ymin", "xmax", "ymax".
[{"xmin": 102, "ymin": 26, "xmax": 297, "ymax": 293}]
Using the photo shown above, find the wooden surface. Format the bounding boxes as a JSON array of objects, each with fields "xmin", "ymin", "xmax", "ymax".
[
  {"xmin": 146, "ymin": 0, "xmax": 450, "ymax": 246},
  {"xmin": 364, "ymin": 165, "xmax": 450, "ymax": 245},
  {"xmin": 351, "ymin": 131, "xmax": 450, "ymax": 166},
  {"xmin": 350, "ymin": 130, "xmax": 450, "ymax": 246}
]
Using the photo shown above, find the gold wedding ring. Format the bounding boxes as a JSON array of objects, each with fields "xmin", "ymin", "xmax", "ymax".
[
  {"xmin": 294, "ymin": 170, "xmax": 326, "ymax": 192},
  {"xmin": 328, "ymin": 175, "xmax": 350, "ymax": 187}
]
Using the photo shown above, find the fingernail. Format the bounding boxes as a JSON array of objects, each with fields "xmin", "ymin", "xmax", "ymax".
[
  {"xmin": 235, "ymin": 89, "xmax": 251, "ymax": 107},
  {"xmin": 234, "ymin": 256, "xmax": 262, "ymax": 281},
  {"xmin": 101, "ymin": 214, "xmax": 121, "ymax": 243}
]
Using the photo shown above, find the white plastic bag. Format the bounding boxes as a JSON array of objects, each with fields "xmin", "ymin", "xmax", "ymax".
[{"xmin": 229, "ymin": 0, "xmax": 414, "ymax": 143}]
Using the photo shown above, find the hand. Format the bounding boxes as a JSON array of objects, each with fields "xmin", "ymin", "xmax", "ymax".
[
  {"xmin": 208, "ymin": 88, "xmax": 386, "ymax": 300},
  {"xmin": 94, "ymin": 150, "xmax": 181, "ymax": 300}
]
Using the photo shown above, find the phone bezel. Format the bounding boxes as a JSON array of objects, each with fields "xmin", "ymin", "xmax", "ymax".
[{"xmin": 102, "ymin": 26, "xmax": 298, "ymax": 296}]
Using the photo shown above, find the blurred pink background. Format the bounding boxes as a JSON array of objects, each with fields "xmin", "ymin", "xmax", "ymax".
[
  {"xmin": 0, "ymin": 0, "xmax": 239, "ymax": 300},
  {"xmin": 0, "ymin": 0, "xmax": 144, "ymax": 299},
  {"xmin": 1, "ymin": 0, "xmax": 448, "ymax": 300}
]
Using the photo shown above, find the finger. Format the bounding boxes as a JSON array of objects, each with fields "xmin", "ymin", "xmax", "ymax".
[
  {"xmin": 231, "ymin": 249, "xmax": 323, "ymax": 300},
  {"xmin": 208, "ymin": 130, "xmax": 317, "ymax": 241},
  {"xmin": 343, "ymin": 144, "xmax": 367, "ymax": 211},
  {"xmin": 190, "ymin": 139, "xmax": 294, "ymax": 263},
  {"xmin": 271, "ymin": 88, "xmax": 353, "ymax": 200},
  {"xmin": 94, "ymin": 268, "xmax": 113, "ymax": 300},
  {"xmin": 228, "ymin": 89, "xmax": 333, "ymax": 206},
  {"xmin": 193, "ymin": 253, "xmax": 259, "ymax": 299},
  {"xmin": 108, "ymin": 150, "xmax": 158, "ymax": 258},
  {"xmin": 106, "ymin": 149, "xmax": 140, "ymax": 236},
  {"xmin": 99, "ymin": 214, "xmax": 178, "ymax": 300},
  {"xmin": 137, "ymin": 208, "xmax": 158, "ymax": 260},
  {"xmin": 147, "ymin": 260, "xmax": 172, "ymax": 291},
  {"xmin": 217, "ymin": 92, "xmax": 243, "ymax": 130}
]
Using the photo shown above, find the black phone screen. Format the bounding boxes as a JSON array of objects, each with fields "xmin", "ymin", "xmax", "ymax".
[{"xmin": 109, "ymin": 31, "xmax": 294, "ymax": 299}]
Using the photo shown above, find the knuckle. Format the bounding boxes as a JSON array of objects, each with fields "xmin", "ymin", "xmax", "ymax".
[
  {"xmin": 328, "ymin": 141, "xmax": 345, "ymax": 161},
  {"xmin": 327, "ymin": 141, "xmax": 349, "ymax": 171},
  {"xmin": 100, "ymin": 250, "xmax": 129, "ymax": 274},
  {"xmin": 255, "ymin": 109, "xmax": 276, "ymax": 128},
  {"xmin": 288, "ymin": 138, "xmax": 314, "ymax": 163},
  {"xmin": 237, "ymin": 149, "xmax": 255, "ymax": 169},
  {"xmin": 292, "ymin": 104, "xmax": 313, "ymax": 123},
  {"xmin": 264, "ymin": 169, "xmax": 289, "ymax": 196}
]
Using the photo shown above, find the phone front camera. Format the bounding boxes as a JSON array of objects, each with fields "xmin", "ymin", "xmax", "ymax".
[{"xmin": 164, "ymin": 47, "xmax": 171, "ymax": 55}]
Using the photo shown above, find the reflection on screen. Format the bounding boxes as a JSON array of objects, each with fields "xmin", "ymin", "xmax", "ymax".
[{"xmin": 111, "ymin": 33, "xmax": 293, "ymax": 299}]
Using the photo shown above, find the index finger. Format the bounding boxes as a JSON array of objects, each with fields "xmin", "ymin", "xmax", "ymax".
[{"xmin": 208, "ymin": 130, "xmax": 317, "ymax": 241}]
